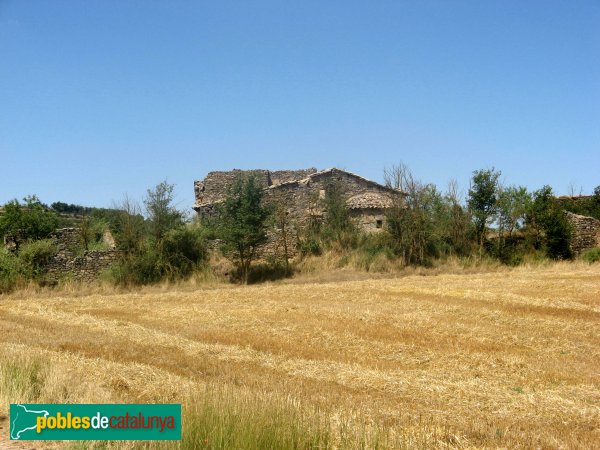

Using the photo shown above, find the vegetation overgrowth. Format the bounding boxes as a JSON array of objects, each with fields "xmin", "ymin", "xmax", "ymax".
[{"xmin": 1, "ymin": 166, "xmax": 599, "ymax": 293}]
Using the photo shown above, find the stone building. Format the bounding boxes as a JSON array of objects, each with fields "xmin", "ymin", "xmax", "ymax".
[
  {"xmin": 193, "ymin": 168, "xmax": 403, "ymax": 258},
  {"xmin": 193, "ymin": 167, "xmax": 402, "ymax": 232},
  {"xmin": 565, "ymin": 212, "xmax": 600, "ymax": 255}
]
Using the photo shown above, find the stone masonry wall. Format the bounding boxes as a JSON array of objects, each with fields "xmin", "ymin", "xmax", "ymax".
[
  {"xmin": 263, "ymin": 169, "xmax": 396, "ymax": 226},
  {"xmin": 566, "ymin": 212, "xmax": 600, "ymax": 255},
  {"xmin": 196, "ymin": 170, "xmax": 271, "ymax": 206},
  {"xmin": 46, "ymin": 228, "xmax": 119, "ymax": 282},
  {"xmin": 49, "ymin": 227, "xmax": 80, "ymax": 253},
  {"xmin": 4, "ymin": 227, "xmax": 119, "ymax": 283},
  {"xmin": 194, "ymin": 168, "xmax": 318, "ymax": 207},
  {"xmin": 46, "ymin": 249, "xmax": 119, "ymax": 283},
  {"xmin": 268, "ymin": 168, "xmax": 318, "ymax": 186}
]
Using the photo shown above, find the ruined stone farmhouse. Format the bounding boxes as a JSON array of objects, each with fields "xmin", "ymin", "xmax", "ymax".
[
  {"xmin": 193, "ymin": 168, "xmax": 403, "ymax": 257},
  {"xmin": 193, "ymin": 167, "xmax": 402, "ymax": 232}
]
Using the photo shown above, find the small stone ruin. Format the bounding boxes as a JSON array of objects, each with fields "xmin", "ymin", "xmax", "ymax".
[
  {"xmin": 4, "ymin": 227, "xmax": 119, "ymax": 283},
  {"xmin": 565, "ymin": 212, "xmax": 600, "ymax": 255}
]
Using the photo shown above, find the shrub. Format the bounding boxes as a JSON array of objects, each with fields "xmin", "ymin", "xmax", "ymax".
[
  {"xmin": 17, "ymin": 239, "xmax": 57, "ymax": 280},
  {"xmin": 581, "ymin": 248, "xmax": 600, "ymax": 263},
  {"xmin": 0, "ymin": 195, "xmax": 59, "ymax": 244},
  {"xmin": 297, "ymin": 235, "xmax": 322, "ymax": 256},
  {"xmin": 161, "ymin": 226, "xmax": 208, "ymax": 279},
  {"xmin": 527, "ymin": 186, "xmax": 573, "ymax": 260},
  {"xmin": 109, "ymin": 225, "xmax": 208, "ymax": 286},
  {"xmin": 0, "ymin": 249, "xmax": 23, "ymax": 293},
  {"xmin": 109, "ymin": 248, "xmax": 162, "ymax": 286}
]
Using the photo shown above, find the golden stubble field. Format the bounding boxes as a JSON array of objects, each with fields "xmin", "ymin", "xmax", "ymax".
[{"xmin": 0, "ymin": 263, "xmax": 599, "ymax": 449}]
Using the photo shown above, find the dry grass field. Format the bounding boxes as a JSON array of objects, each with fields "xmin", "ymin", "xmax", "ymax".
[{"xmin": 0, "ymin": 263, "xmax": 599, "ymax": 449}]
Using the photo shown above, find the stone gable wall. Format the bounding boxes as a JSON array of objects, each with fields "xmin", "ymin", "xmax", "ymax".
[
  {"xmin": 566, "ymin": 212, "xmax": 600, "ymax": 255},
  {"xmin": 264, "ymin": 169, "xmax": 395, "ymax": 226}
]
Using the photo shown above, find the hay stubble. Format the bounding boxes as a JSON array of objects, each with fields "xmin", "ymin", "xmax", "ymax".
[{"xmin": 0, "ymin": 263, "xmax": 598, "ymax": 448}]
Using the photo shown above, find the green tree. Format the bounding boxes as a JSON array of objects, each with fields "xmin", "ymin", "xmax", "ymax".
[
  {"xmin": 384, "ymin": 164, "xmax": 429, "ymax": 265},
  {"xmin": 113, "ymin": 195, "xmax": 145, "ymax": 256},
  {"xmin": 0, "ymin": 196, "xmax": 59, "ymax": 247},
  {"xmin": 321, "ymin": 179, "xmax": 355, "ymax": 249},
  {"xmin": 271, "ymin": 201, "xmax": 293, "ymax": 273},
  {"xmin": 144, "ymin": 181, "xmax": 185, "ymax": 247},
  {"xmin": 215, "ymin": 174, "xmax": 271, "ymax": 284},
  {"xmin": 527, "ymin": 186, "xmax": 572, "ymax": 259},
  {"xmin": 442, "ymin": 180, "xmax": 473, "ymax": 256},
  {"xmin": 468, "ymin": 168, "xmax": 501, "ymax": 252},
  {"xmin": 78, "ymin": 215, "xmax": 93, "ymax": 251},
  {"xmin": 491, "ymin": 185, "xmax": 532, "ymax": 263},
  {"xmin": 497, "ymin": 186, "xmax": 531, "ymax": 239}
]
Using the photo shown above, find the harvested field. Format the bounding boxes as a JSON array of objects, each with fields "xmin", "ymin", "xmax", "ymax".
[{"xmin": 0, "ymin": 263, "xmax": 599, "ymax": 448}]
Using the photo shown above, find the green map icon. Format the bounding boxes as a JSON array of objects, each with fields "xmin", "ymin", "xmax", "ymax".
[{"xmin": 10, "ymin": 404, "xmax": 49, "ymax": 440}]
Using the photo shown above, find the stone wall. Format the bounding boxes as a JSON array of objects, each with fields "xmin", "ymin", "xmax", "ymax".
[
  {"xmin": 194, "ymin": 168, "xmax": 318, "ymax": 208},
  {"xmin": 349, "ymin": 209, "xmax": 386, "ymax": 232},
  {"xmin": 566, "ymin": 212, "xmax": 600, "ymax": 255},
  {"xmin": 49, "ymin": 227, "xmax": 80, "ymax": 254},
  {"xmin": 268, "ymin": 168, "xmax": 318, "ymax": 186},
  {"xmin": 195, "ymin": 169, "xmax": 271, "ymax": 206},
  {"xmin": 46, "ymin": 228, "xmax": 118, "ymax": 282},
  {"xmin": 257, "ymin": 227, "xmax": 300, "ymax": 259},
  {"xmin": 46, "ymin": 249, "xmax": 119, "ymax": 283},
  {"xmin": 4, "ymin": 227, "xmax": 119, "ymax": 282}
]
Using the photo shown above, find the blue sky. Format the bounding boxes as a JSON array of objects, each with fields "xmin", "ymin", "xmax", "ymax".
[{"xmin": 1, "ymin": 1, "xmax": 598, "ymax": 211}]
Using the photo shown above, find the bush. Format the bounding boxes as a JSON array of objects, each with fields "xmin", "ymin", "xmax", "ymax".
[
  {"xmin": 581, "ymin": 248, "xmax": 600, "ymax": 263},
  {"xmin": 161, "ymin": 226, "xmax": 208, "ymax": 279},
  {"xmin": 109, "ymin": 248, "xmax": 162, "ymax": 286},
  {"xmin": 0, "ymin": 196, "xmax": 59, "ymax": 243},
  {"xmin": 109, "ymin": 225, "xmax": 208, "ymax": 286},
  {"xmin": 298, "ymin": 235, "xmax": 322, "ymax": 256},
  {"xmin": 0, "ymin": 249, "xmax": 23, "ymax": 293},
  {"xmin": 527, "ymin": 186, "xmax": 573, "ymax": 260},
  {"xmin": 17, "ymin": 239, "xmax": 57, "ymax": 280},
  {"xmin": 0, "ymin": 240, "xmax": 58, "ymax": 292}
]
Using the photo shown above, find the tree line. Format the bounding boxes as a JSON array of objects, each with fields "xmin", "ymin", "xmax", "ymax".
[{"xmin": 1, "ymin": 166, "xmax": 599, "ymax": 292}]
